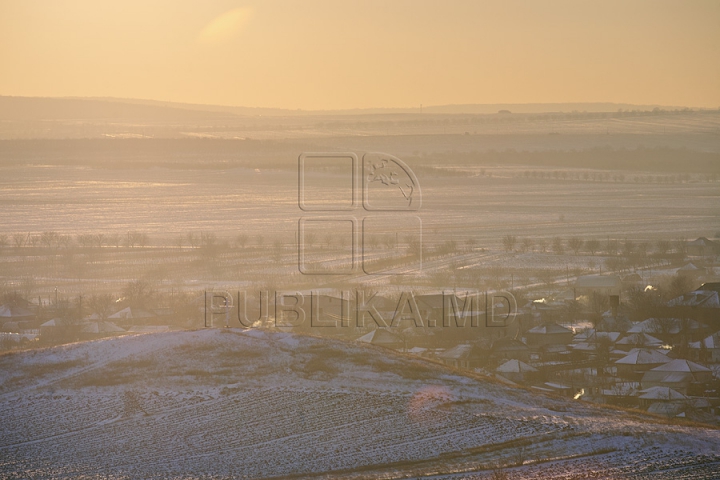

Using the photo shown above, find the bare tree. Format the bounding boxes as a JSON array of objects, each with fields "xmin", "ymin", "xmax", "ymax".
[
  {"xmin": 40, "ymin": 231, "xmax": 59, "ymax": 251},
  {"xmin": 123, "ymin": 280, "xmax": 155, "ymax": 306},
  {"xmin": 673, "ymin": 238, "xmax": 687, "ymax": 257},
  {"xmin": 604, "ymin": 238, "xmax": 619, "ymax": 256},
  {"xmin": 186, "ymin": 232, "xmax": 198, "ymax": 249},
  {"xmin": 93, "ymin": 234, "xmax": 105, "ymax": 248},
  {"xmin": 77, "ymin": 234, "xmax": 94, "ymax": 249},
  {"xmin": 502, "ymin": 234, "xmax": 517, "ymax": 252},
  {"xmin": 622, "ymin": 239, "xmax": 635, "ymax": 257},
  {"xmin": 568, "ymin": 237, "xmax": 584, "ymax": 255},
  {"xmin": 466, "ymin": 236, "xmax": 478, "ymax": 251},
  {"xmin": 12, "ymin": 233, "xmax": 25, "ymax": 248},
  {"xmin": 27, "ymin": 234, "xmax": 39, "ymax": 248},
  {"xmin": 537, "ymin": 238, "xmax": 548, "ymax": 253},
  {"xmin": 107, "ymin": 233, "xmax": 121, "ymax": 249},
  {"xmin": 586, "ymin": 238, "xmax": 600, "ymax": 255},
  {"xmin": 521, "ymin": 237, "xmax": 534, "ymax": 253},
  {"xmin": 88, "ymin": 293, "xmax": 117, "ymax": 320},
  {"xmin": 235, "ymin": 234, "xmax": 248, "ymax": 249},
  {"xmin": 655, "ymin": 239, "xmax": 671, "ymax": 257},
  {"xmin": 406, "ymin": 235, "xmax": 421, "ymax": 258},
  {"xmin": 666, "ymin": 274, "xmax": 692, "ymax": 301},
  {"xmin": 126, "ymin": 231, "xmax": 146, "ymax": 248},
  {"xmin": 57, "ymin": 235, "xmax": 72, "ymax": 250}
]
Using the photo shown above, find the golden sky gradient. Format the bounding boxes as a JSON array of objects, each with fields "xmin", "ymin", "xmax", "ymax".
[{"xmin": 1, "ymin": 0, "xmax": 718, "ymax": 110}]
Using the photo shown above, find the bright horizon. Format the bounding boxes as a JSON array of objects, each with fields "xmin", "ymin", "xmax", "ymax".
[{"xmin": 1, "ymin": 0, "xmax": 719, "ymax": 110}]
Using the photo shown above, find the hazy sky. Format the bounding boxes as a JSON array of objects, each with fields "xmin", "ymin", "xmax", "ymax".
[{"xmin": 1, "ymin": 0, "xmax": 718, "ymax": 110}]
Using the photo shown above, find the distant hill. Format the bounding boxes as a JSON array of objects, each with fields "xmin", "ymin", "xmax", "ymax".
[
  {"xmin": 103, "ymin": 97, "xmax": 690, "ymax": 116},
  {"xmin": 0, "ymin": 95, "xmax": 694, "ymax": 120},
  {"xmin": 0, "ymin": 96, "xmax": 239, "ymax": 122},
  {"xmin": 0, "ymin": 329, "xmax": 718, "ymax": 478}
]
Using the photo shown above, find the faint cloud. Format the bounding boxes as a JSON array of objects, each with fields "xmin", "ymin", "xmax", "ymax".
[{"xmin": 198, "ymin": 7, "xmax": 253, "ymax": 44}]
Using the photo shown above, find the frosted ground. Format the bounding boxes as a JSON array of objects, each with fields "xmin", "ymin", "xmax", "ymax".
[
  {"xmin": 0, "ymin": 164, "xmax": 717, "ymax": 242},
  {"xmin": 1, "ymin": 329, "xmax": 718, "ymax": 478}
]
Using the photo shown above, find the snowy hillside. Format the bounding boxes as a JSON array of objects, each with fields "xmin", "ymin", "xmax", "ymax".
[{"xmin": 0, "ymin": 329, "xmax": 718, "ymax": 479}]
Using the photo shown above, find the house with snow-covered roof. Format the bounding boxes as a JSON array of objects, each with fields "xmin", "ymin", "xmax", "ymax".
[
  {"xmin": 495, "ymin": 359, "xmax": 540, "ymax": 384},
  {"xmin": 356, "ymin": 328, "xmax": 403, "ymax": 350},
  {"xmin": 615, "ymin": 333, "xmax": 663, "ymax": 351},
  {"xmin": 615, "ymin": 349, "xmax": 671, "ymax": 380},
  {"xmin": 666, "ymin": 284, "xmax": 720, "ymax": 324},
  {"xmin": 438, "ymin": 344, "xmax": 483, "ymax": 369},
  {"xmin": 525, "ymin": 323, "xmax": 573, "ymax": 348},
  {"xmin": 640, "ymin": 359, "xmax": 712, "ymax": 395},
  {"xmin": 689, "ymin": 331, "xmax": 720, "ymax": 363}
]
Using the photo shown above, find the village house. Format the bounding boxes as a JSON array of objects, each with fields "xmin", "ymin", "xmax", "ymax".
[
  {"xmin": 490, "ymin": 336, "xmax": 531, "ymax": 363},
  {"xmin": 689, "ymin": 331, "xmax": 720, "ymax": 363},
  {"xmin": 438, "ymin": 343, "xmax": 483, "ymax": 369},
  {"xmin": 495, "ymin": 359, "xmax": 540, "ymax": 384},
  {"xmin": 356, "ymin": 328, "xmax": 404, "ymax": 350},
  {"xmin": 686, "ymin": 237, "xmax": 719, "ymax": 257},
  {"xmin": 640, "ymin": 359, "xmax": 713, "ymax": 395},
  {"xmin": 615, "ymin": 349, "xmax": 672, "ymax": 381}
]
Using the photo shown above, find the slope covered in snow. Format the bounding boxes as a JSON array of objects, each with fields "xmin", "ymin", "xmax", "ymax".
[{"xmin": 0, "ymin": 329, "xmax": 718, "ymax": 479}]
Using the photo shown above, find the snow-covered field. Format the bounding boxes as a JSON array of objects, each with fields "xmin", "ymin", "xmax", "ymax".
[{"xmin": 0, "ymin": 329, "xmax": 718, "ymax": 478}]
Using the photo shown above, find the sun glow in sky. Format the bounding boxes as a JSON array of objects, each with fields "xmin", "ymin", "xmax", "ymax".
[{"xmin": 0, "ymin": 0, "xmax": 718, "ymax": 109}]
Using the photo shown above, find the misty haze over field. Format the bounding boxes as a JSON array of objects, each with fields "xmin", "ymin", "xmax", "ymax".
[{"xmin": 1, "ymin": 1, "xmax": 719, "ymax": 479}]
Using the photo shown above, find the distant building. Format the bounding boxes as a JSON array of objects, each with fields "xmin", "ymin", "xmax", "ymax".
[
  {"xmin": 666, "ymin": 286, "xmax": 720, "ymax": 324},
  {"xmin": 668, "ymin": 284, "xmax": 720, "ymax": 305},
  {"xmin": 638, "ymin": 386, "xmax": 689, "ymax": 411},
  {"xmin": 108, "ymin": 306, "xmax": 158, "ymax": 325},
  {"xmin": 491, "ymin": 337, "xmax": 530, "ymax": 362},
  {"xmin": 615, "ymin": 349, "xmax": 670, "ymax": 380},
  {"xmin": 356, "ymin": 328, "xmax": 403, "ymax": 350},
  {"xmin": 575, "ymin": 275, "xmax": 621, "ymax": 314},
  {"xmin": 677, "ymin": 263, "xmax": 704, "ymax": 280},
  {"xmin": 686, "ymin": 237, "xmax": 719, "ymax": 257},
  {"xmin": 525, "ymin": 323, "xmax": 573, "ymax": 348},
  {"xmin": 495, "ymin": 359, "xmax": 539, "ymax": 384},
  {"xmin": 438, "ymin": 344, "xmax": 483, "ymax": 369},
  {"xmin": 0, "ymin": 304, "xmax": 37, "ymax": 330},
  {"xmin": 80, "ymin": 321, "xmax": 125, "ymax": 338},
  {"xmin": 627, "ymin": 317, "xmax": 708, "ymax": 343},
  {"xmin": 640, "ymin": 359, "xmax": 712, "ymax": 395},
  {"xmin": 689, "ymin": 331, "xmax": 720, "ymax": 363},
  {"xmin": 622, "ymin": 273, "xmax": 644, "ymax": 289},
  {"xmin": 615, "ymin": 333, "xmax": 663, "ymax": 351}
]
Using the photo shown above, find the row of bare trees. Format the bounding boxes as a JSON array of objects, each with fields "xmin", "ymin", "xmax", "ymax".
[
  {"xmin": 502, "ymin": 235, "xmax": 690, "ymax": 258},
  {"xmin": 517, "ymin": 170, "xmax": 716, "ymax": 184},
  {"xmin": 0, "ymin": 232, "xmax": 150, "ymax": 251}
]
